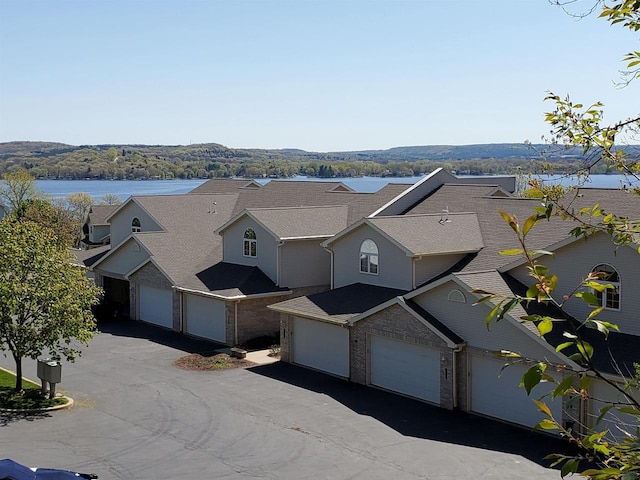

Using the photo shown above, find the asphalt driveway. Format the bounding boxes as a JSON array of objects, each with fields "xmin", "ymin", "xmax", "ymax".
[{"xmin": 0, "ymin": 320, "xmax": 570, "ymax": 479}]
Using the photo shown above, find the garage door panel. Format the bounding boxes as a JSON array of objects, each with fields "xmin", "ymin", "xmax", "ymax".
[
  {"xmin": 370, "ymin": 336, "xmax": 440, "ymax": 404},
  {"xmin": 185, "ymin": 294, "xmax": 226, "ymax": 343},
  {"xmin": 292, "ymin": 317, "xmax": 349, "ymax": 378},
  {"xmin": 139, "ymin": 285, "xmax": 173, "ymax": 328},
  {"xmin": 471, "ymin": 355, "xmax": 562, "ymax": 429}
]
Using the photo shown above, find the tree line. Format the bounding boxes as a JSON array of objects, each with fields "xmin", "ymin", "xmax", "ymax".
[{"xmin": 1, "ymin": 141, "xmax": 622, "ymax": 180}]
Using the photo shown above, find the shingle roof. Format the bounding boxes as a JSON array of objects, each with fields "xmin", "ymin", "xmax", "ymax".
[
  {"xmin": 130, "ymin": 193, "xmax": 239, "ymax": 288},
  {"xmin": 241, "ymin": 205, "xmax": 350, "ymax": 239},
  {"xmin": 406, "ymin": 184, "xmax": 640, "ymax": 272},
  {"xmin": 105, "ymin": 180, "xmax": 413, "ymax": 295},
  {"xmin": 88, "ymin": 205, "xmax": 119, "ymax": 226},
  {"xmin": 232, "ymin": 180, "xmax": 409, "ymax": 224},
  {"xmin": 193, "ymin": 262, "xmax": 289, "ymax": 298},
  {"xmin": 366, "ymin": 212, "xmax": 484, "ymax": 255},
  {"xmin": 269, "ymin": 283, "xmax": 407, "ymax": 324},
  {"xmin": 70, "ymin": 245, "xmax": 111, "ymax": 267},
  {"xmin": 188, "ymin": 178, "xmax": 262, "ymax": 194}
]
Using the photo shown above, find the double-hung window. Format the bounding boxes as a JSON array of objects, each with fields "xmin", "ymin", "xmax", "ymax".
[
  {"xmin": 360, "ymin": 239, "xmax": 379, "ymax": 274},
  {"xmin": 244, "ymin": 228, "xmax": 257, "ymax": 257},
  {"xmin": 131, "ymin": 218, "xmax": 141, "ymax": 233},
  {"xmin": 591, "ymin": 264, "xmax": 620, "ymax": 310}
]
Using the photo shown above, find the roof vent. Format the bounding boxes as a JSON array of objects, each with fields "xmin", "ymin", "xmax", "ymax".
[
  {"xmin": 208, "ymin": 202, "xmax": 217, "ymax": 214},
  {"xmin": 439, "ymin": 207, "xmax": 451, "ymax": 225}
]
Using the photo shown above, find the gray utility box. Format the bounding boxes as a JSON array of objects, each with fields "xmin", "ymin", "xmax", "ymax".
[{"xmin": 37, "ymin": 358, "xmax": 62, "ymax": 384}]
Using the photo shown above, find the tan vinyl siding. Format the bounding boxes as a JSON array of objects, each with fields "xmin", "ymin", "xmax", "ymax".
[
  {"xmin": 222, "ymin": 218, "xmax": 278, "ymax": 283},
  {"xmin": 96, "ymin": 241, "xmax": 150, "ymax": 277},
  {"xmin": 414, "ymin": 253, "xmax": 466, "ymax": 287},
  {"xmin": 110, "ymin": 202, "xmax": 162, "ymax": 247},
  {"xmin": 332, "ymin": 225, "xmax": 413, "ymax": 290},
  {"xmin": 414, "ymin": 282, "xmax": 557, "ymax": 360},
  {"xmin": 508, "ymin": 233, "xmax": 640, "ymax": 336},
  {"xmin": 279, "ymin": 240, "xmax": 331, "ymax": 288}
]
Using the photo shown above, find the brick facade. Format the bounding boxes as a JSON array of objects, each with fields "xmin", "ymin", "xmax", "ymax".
[
  {"xmin": 350, "ymin": 303, "xmax": 455, "ymax": 409},
  {"xmin": 233, "ymin": 295, "xmax": 287, "ymax": 346},
  {"xmin": 230, "ymin": 284, "xmax": 329, "ymax": 346},
  {"xmin": 279, "ymin": 302, "xmax": 458, "ymax": 409}
]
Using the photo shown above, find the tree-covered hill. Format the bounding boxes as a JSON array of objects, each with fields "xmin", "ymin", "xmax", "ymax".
[{"xmin": 0, "ymin": 141, "xmax": 617, "ymax": 180}]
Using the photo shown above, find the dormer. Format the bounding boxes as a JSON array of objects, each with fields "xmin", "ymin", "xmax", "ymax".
[
  {"xmin": 105, "ymin": 198, "xmax": 164, "ymax": 247},
  {"xmin": 323, "ymin": 212, "xmax": 484, "ymax": 290},
  {"xmin": 215, "ymin": 205, "xmax": 349, "ymax": 287}
]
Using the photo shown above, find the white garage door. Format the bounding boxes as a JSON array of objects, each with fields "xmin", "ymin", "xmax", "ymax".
[
  {"xmin": 471, "ymin": 355, "xmax": 563, "ymax": 429},
  {"xmin": 589, "ymin": 379, "xmax": 639, "ymax": 442},
  {"xmin": 184, "ymin": 294, "xmax": 226, "ymax": 343},
  {"xmin": 370, "ymin": 335, "xmax": 440, "ymax": 404},
  {"xmin": 292, "ymin": 317, "xmax": 349, "ymax": 378},
  {"xmin": 139, "ymin": 285, "xmax": 173, "ymax": 328}
]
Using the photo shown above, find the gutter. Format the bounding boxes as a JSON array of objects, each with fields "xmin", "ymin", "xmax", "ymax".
[{"xmin": 173, "ymin": 286, "xmax": 293, "ymax": 301}]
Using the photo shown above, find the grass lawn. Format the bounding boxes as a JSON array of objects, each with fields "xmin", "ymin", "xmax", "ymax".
[{"xmin": 0, "ymin": 368, "xmax": 67, "ymax": 410}]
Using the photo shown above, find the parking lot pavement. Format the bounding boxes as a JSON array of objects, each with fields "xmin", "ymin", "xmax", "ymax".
[{"xmin": 0, "ymin": 320, "xmax": 570, "ymax": 479}]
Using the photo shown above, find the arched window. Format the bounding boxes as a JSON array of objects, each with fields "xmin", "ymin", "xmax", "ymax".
[
  {"xmin": 448, "ymin": 289, "xmax": 466, "ymax": 303},
  {"xmin": 591, "ymin": 264, "xmax": 620, "ymax": 310},
  {"xmin": 131, "ymin": 217, "xmax": 141, "ymax": 233},
  {"xmin": 243, "ymin": 228, "xmax": 257, "ymax": 257},
  {"xmin": 360, "ymin": 239, "xmax": 379, "ymax": 274}
]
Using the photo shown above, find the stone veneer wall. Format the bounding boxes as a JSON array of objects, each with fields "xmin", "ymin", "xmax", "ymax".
[{"xmin": 350, "ymin": 303, "xmax": 455, "ymax": 409}]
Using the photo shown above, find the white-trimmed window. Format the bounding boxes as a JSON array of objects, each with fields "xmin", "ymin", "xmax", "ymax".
[
  {"xmin": 131, "ymin": 217, "xmax": 141, "ymax": 233},
  {"xmin": 591, "ymin": 264, "xmax": 620, "ymax": 310},
  {"xmin": 243, "ymin": 228, "xmax": 257, "ymax": 257},
  {"xmin": 360, "ymin": 239, "xmax": 379, "ymax": 274}
]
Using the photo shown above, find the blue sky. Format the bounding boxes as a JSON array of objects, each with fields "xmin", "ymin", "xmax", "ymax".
[{"xmin": 0, "ymin": 0, "xmax": 636, "ymax": 151}]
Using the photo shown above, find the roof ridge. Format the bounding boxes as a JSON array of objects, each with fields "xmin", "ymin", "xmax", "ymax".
[
  {"xmin": 371, "ymin": 211, "xmax": 478, "ymax": 219},
  {"xmin": 247, "ymin": 204, "xmax": 349, "ymax": 212}
]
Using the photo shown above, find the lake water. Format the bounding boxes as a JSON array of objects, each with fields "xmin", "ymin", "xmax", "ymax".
[{"xmin": 35, "ymin": 174, "xmax": 633, "ymax": 201}]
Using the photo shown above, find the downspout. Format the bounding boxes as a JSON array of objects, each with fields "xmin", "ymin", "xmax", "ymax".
[
  {"xmin": 234, "ymin": 300, "xmax": 239, "ymax": 346},
  {"xmin": 276, "ymin": 241, "xmax": 284, "ymax": 286},
  {"xmin": 323, "ymin": 245, "xmax": 335, "ymax": 289},
  {"xmin": 452, "ymin": 344, "xmax": 464, "ymax": 409},
  {"xmin": 412, "ymin": 255, "xmax": 423, "ymax": 290}
]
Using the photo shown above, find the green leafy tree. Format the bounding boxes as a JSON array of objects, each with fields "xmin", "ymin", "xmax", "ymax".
[
  {"xmin": 13, "ymin": 198, "xmax": 78, "ymax": 247},
  {"xmin": 0, "ymin": 169, "xmax": 42, "ymax": 212},
  {"xmin": 0, "ymin": 218, "xmax": 102, "ymax": 391},
  {"xmin": 64, "ymin": 192, "xmax": 93, "ymax": 222},
  {"xmin": 99, "ymin": 193, "xmax": 123, "ymax": 205}
]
